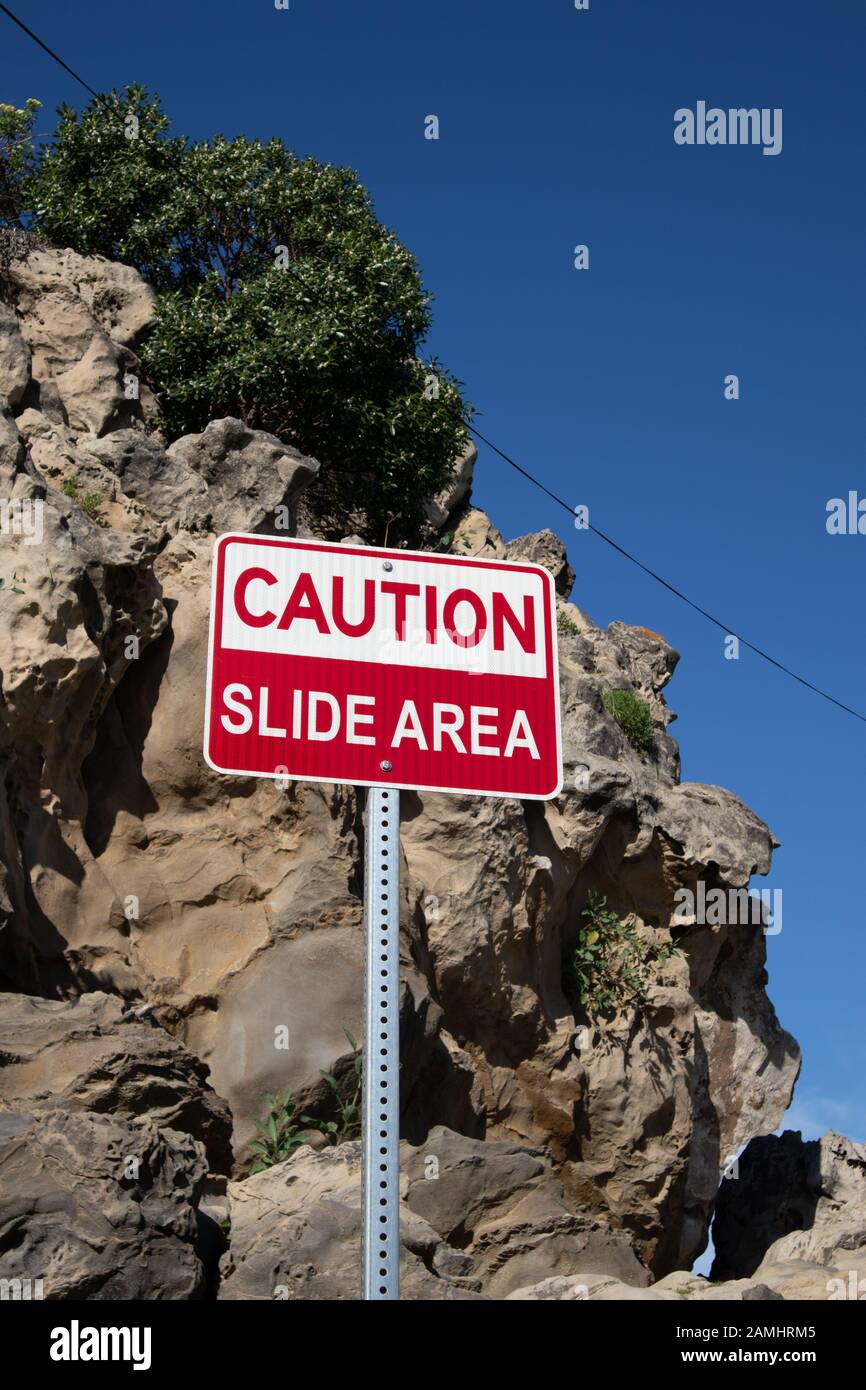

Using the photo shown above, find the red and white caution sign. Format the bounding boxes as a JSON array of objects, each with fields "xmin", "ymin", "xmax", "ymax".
[{"xmin": 204, "ymin": 533, "xmax": 562, "ymax": 799}]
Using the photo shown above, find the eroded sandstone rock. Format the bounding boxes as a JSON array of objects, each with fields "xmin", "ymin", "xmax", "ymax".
[
  {"xmin": 423, "ymin": 439, "xmax": 476, "ymax": 529},
  {"xmin": 5, "ymin": 245, "xmax": 158, "ymax": 437},
  {"xmin": 0, "ymin": 990, "xmax": 232, "ymax": 1171},
  {"xmin": 507, "ymin": 528, "xmax": 575, "ymax": 598},
  {"xmin": 218, "ymin": 1138, "xmax": 482, "ymax": 1300},
  {"xmin": 0, "ymin": 1108, "xmax": 207, "ymax": 1299},
  {"xmin": 219, "ymin": 1127, "xmax": 644, "ymax": 1300},
  {"xmin": 0, "ymin": 302, "xmax": 30, "ymax": 407},
  {"xmin": 712, "ymin": 1129, "xmax": 866, "ymax": 1279},
  {"xmin": 0, "ymin": 244, "xmax": 803, "ymax": 1289}
]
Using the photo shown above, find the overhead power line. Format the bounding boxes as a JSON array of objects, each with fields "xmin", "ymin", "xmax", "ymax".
[
  {"xmin": 0, "ymin": 3, "xmax": 100, "ymax": 100},
  {"xmin": 469, "ymin": 425, "xmax": 866, "ymax": 724},
  {"xmin": 0, "ymin": 2, "xmax": 332, "ymax": 305},
  {"xmin": 3, "ymin": 0, "xmax": 864, "ymax": 727}
]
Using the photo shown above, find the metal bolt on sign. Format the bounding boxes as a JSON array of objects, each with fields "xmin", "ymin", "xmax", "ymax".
[{"xmin": 362, "ymin": 785, "xmax": 401, "ymax": 1300}]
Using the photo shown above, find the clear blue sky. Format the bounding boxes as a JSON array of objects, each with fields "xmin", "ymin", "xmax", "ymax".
[{"xmin": 4, "ymin": 0, "xmax": 865, "ymax": 1146}]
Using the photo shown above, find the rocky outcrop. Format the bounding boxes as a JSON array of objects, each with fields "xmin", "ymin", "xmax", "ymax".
[
  {"xmin": 5, "ymin": 244, "xmax": 158, "ymax": 437},
  {"xmin": 507, "ymin": 528, "xmax": 576, "ymax": 598},
  {"xmin": 423, "ymin": 439, "xmax": 476, "ymax": 530},
  {"xmin": 219, "ymin": 1126, "xmax": 645, "ymax": 1300},
  {"xmin": 507, "ymin": 1271, "xmax": 785, "ymax": 1300},
  {"xmin": 517, "ymin": 1251, "xmax": 866, "ymax": 1302},
  {"xmin": 0, "ymin": 243, "xmax": 803, "ymax": 1294},
  {"xmin": 402, "ymin": 1126, "xmax": 648, "ymax": 1295},
  {"xmin": 0, "ymin": 1108, "xmax": 207, "ymax": 1299},
  {"xmin": 712, "ymin": 1130, "xmax": 866, "ymax": 1279},
  {"xmin": 218, "ymin": 1125, "xmax": 865, "ymax": 1302},
  {"xmin": 0, "ymin": 302, "xmax": 30, "ymax": 409},
  {"xmin": 219, "ymin": 1139, "xmax": 478, "ymax": 1300},
  {"xmin": 397, "ymin": 540, "xmax": 798, "ymax": 1272},
  {"xmin": 0, "ymin": 990, "xmax": 233, "ymax": 1171}
]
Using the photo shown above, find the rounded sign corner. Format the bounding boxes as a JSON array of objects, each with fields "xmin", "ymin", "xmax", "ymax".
[
  {"xmin": 545, "ymin": 770, "xmax": 565, "ymax": 800},
  {"xmin": 202, "ymin": 740, "xmax": 230, "ymax": 777},
  {"xmin": 212, "ymin": 531, "xmax": 242, "ymax": 561}
]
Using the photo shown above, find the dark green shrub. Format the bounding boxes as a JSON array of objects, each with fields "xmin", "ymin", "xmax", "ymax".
[
  {"xmin": 601, "ymin": 687, "xmax": 654, "ymax": 754},
  {"xmin": 22, "ymin": 86, "xmax": 472, "ymax": 539},
  {"xmin": 0, "ymin": 99, "xmax": 39, "ymax": 227}
]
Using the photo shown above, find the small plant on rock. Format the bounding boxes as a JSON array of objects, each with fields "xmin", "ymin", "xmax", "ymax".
[
  {"xmin": 310, "ymin": 1029, "xmax": 362, "ymax": 1145},
  {"xmin": 81, "ymin": 491, "xmax": 104, "ymax": 520},
  {"xmin": 61, "ymin": 477, "xmax": 104, "ymax": 522},
  {"xmin": 248, "ymin": 1092, "xmax": 306, "ymax": 1174},
  {"xmin": 563, "ymin": 891, "xmax": 684, "ymax": 1020},
  {"xmin": 601, "ymin": 687, "xmax": 654, "ymax": 755},
  {"xmin": 557, "ymin": 609, "xmax": 579, "ymax": 637},
  {"xmin": 248, "ymin": 1031, "xmax": 363, "ymax": 1172}
]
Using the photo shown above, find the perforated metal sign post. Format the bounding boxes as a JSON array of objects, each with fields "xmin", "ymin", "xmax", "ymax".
[
  {"xmin": 203, "ymin": 533, "xmax": 562, "ymax": 1300},
  {"xmin": 362, "ymin": 785, "xmax": 400, "ymax": 1299}
]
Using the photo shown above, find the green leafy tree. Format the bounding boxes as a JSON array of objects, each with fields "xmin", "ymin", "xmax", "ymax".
[
  {"xmin": 0, "ymin": 98, "xmax": 40, "ymax": 227},
  {"xmin": 23, "ymin": 87, "xmax": 471, "ymax": 537},
  {"xmin": 25, "ymin": 88, "xmax": 184, "ymax": 281}
]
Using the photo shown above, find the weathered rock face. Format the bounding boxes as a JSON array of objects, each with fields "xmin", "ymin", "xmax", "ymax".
[
  {"xmin": 5, "ymin": 244, "xmax": 158, "ymax": 437},
  {"xmin": 0, "ymin": 990, "xmax": 233, "ymax": 1171},
  {"xmin": 219, "ymin": 1125, "xmax": 645, "ymax": 1300},
  {"xmin": 423, "ymin": 439, "xmax": 476, "ymax": 530},
  {"xmin": 712, "ymin": 1130, "xmax": 866, "ymax": 1279},
  {"xmin": 401, "ymin": 1125, "xmax": 648, "ymax": 1295},
  {"xmin": 219, "ymin": 1138, "xmax": 479, "ymax": 1300},
  {"xmin": 0, "ymin": 244, "xmax": 801, "ymax": 1291},
  {"xmin": 0, "ymin": 302, "xmax": 30, "ymax": 408},
  {"xmin": 219, "ymin": 1124, "xmax": 861, "ymax": 1302},
  {"xmin": 506, "ymin": 1271, "xmax": 785, "ymax": 1301},
  {"xmin": 0, "ymin": 1108, "xmax": 207, "ymax": 1299},
  {"xmin": 506, "ymin": 528, "xmax": 576, "ymax": 598},
  {"xmin": 399, "ymin": 508, "xmax": 799, "ymax": 1273}
]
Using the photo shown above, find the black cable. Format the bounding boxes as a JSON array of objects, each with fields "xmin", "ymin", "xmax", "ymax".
[
  {"xmin": 0, "ymin": 3, "xmax": 100, "ymax": 100},
  {"xmin": 469, "ymin": 424, "xmax": 866, "ymax": 725},
  {"xmin": 0, "ymin": 3, "xmax": 325, "ymax": 299},
  {"xmin": 4, "ymin": 0, "xmax": 864, "ymax": 726}
]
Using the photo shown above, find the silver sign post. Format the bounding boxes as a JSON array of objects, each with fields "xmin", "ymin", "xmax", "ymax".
[{"xmin": 361, "ymin": 783, "xmax": 401, "ymax": 1300}]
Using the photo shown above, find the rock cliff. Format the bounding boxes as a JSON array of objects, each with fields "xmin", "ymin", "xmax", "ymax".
[
  {"xmin": 0, "ymin": 241, "xmax": 816, "ymax": 1299},
  {"xmin": 711, "ymin": 1129, "xmax": 866, "ymax": 1295}
]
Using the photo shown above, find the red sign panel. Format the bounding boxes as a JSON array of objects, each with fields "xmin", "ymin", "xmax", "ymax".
[{"xmin": 204, "ymin": 534, "xmax": 562, "ymax": 799}]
